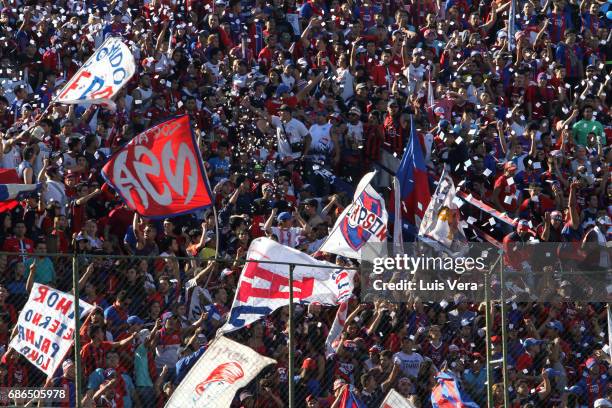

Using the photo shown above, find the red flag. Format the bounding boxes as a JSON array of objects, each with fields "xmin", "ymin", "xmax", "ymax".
[{"xmin": 102, "ymin": 115, "xmax": 212, "ymax": 218}]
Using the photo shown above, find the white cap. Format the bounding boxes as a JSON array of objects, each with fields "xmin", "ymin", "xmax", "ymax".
[
  {"xmin": 434, "ymin": 106, "xmax": 445, "ymax": 115},
  {"xmin": 594, "ymin": 399, "xmax": 612, "ymax": 408}
]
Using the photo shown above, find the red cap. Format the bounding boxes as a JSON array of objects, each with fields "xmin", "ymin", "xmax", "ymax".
[{"xmin": 302, "ymin": 358, "xmax": 317, "ymax": 371}]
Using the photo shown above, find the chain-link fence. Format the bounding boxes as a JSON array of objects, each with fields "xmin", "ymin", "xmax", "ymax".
[{"xmin": 0, "ymin": 250, "xmax": 610, "ymax": 408}]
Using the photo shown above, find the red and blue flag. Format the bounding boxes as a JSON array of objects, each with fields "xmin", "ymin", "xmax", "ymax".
[
  {"xmin": 397, "ymin": 115, "xmax": 430, "ymax": 228},
  {"xmin": 431, "ymin": 371, "xmax": 480, "ymax": 408},
  {"xmin": 339, "ymin": 386, "xmax": 366, "ymax": 408}
]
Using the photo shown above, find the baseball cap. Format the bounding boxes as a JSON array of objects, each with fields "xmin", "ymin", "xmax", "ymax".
[
  {"xmin": 595, "ymin": 399, "xmax": 612, "ymax": 408},
  {"xmin": 276, "ymin": 84, "xmax": 290, "ymax": 98},
  {"xmin": 348, "ymin": 107, "xmax": 361, "ymax": 116},
  {"xmin": 516, "ymin": 219, "xmax": 530, "ymax": 232},
  {"xmin": 434, "ymin": 106, "xmax": 445, "ymax": 115},
  {"xmin": 523, "ymin": 338, "xmax": 544, "ymax": 348},
  {"xmin": 277, "ymin": 211, "xmax": 292, "ymax": 222},
  {"xmin": 597, "ymin": 216, "xmax": 611, "ymax": 226},
  {"xmin": 62, "ymin": 359, "xmax": 74, "ymax": 370},
  {"xmin": 544, "ymin": 368, "xmax": 562, "ymax": 378},
  {"xmin": 302, "ymin": 358, "xmax": 317, "ymax": 370},
  {"xmin": 546, "ymin": 320, "xmax": 564, "ymax": 332},
  {"xmin": 369, "ymin": 345, "xmax": 383, "ymax": 354},
  {"xmin": 127, "ymin": 315, "xmax": 144, "ymax": 325},
  {"xmin": 279, "ymin": 104, "xmax": 292, "ymax": 112},
  {"xmin": 356, "ymin": 83, "xmax": 368, "ymax": 90},
  {"xmin": 304, "ymin": 198, "xmax": 318, "ymax": 207},
  {"xmin": 559, "ymin": 280, "xmax": 571, "ymax": 288}
]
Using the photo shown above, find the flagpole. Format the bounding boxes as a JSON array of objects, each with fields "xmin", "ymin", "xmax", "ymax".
[
  {"xmin": 72, "ymin": 254, "xmax": 83, "ymax": 408},
  {"xmin": 288, "ymin": 263, "xmax": 295, "ymax": 408}
]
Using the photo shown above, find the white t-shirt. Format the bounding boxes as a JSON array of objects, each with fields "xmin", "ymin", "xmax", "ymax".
[
  {"xmin": 1, "ymin": 144, "xmax": 20, "ymax": 169},
  {"xmin": 270, "ymin": 116, "xmax": 309, "ymax": 160},
  {"xmin": 346, "ymin": 121, "xmax": 364, "ymax": 148},
  {"xmin": 336, "ymin": 68, "xmax": 354, "ymax": 101},
  {"xmin": 308, "ymin": 123, "xmax": 333, "ymax": 161},
  {"xmin": 270, "ymin": 226, "xmax": 303, "ymax": 248},
  {"xmin": 281, "ymin": 73, "xmax": 295, "ymax": 89},
  {"xmin": 393, "ymin": 351, "xmax": 424, "ymax": 378}
]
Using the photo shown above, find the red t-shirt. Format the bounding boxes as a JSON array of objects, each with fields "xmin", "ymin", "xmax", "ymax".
[
  {"xmin": 81, "ymin": 341, "xmax": 114, "ymax": 377},
  {"xmin": 494, "ymin": 175, "xmax": 518, "ymax": 212}
]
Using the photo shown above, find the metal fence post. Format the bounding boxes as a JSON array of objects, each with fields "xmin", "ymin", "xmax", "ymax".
[
  {"xmin": 499, "ymin": 252, "xmax": 510, "ymax": 407},
  {"xmin": 72, "ymin": 254, "xmax": 83, "ymax": 408},
  {"xmin": 484, "ymin": 271, "xmax": 493, "ymax": 407},
  {"xmin": 288, "ymin": 263, "xmax": 295, "ymax": 408}
]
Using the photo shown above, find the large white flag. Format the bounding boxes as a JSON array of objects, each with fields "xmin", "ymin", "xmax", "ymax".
[
  {"xmin": 165, "ymin": 336, "xmax": 276, "ymax": 408},
  {"xmin": 9, "ymin": 284, "xmax": 94, "ymax": 376},
  {"xmin": 56, "ymin": 37, "xmax": 136, "ymax": 110},
  {"xmin": 319, "ymin": 171, "xmax": 388, "ymax": 259},
  {"xmin": 218, "ymin": 237, "xmax": 355, "ymax": 335},
  {"xmin": 380, "ymin": 389, "xmax": 418, "ymax": 408},
  {"xmin": 418, "ymin": 168, "xmax": 467, "ymax": 251}
]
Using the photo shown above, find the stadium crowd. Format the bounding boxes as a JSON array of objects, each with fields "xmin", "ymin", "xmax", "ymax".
[{"xmin": 0, "ymin": 0, "xmax": 610, "ymax": 406}]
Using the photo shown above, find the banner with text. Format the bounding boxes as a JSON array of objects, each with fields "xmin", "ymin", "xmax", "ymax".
[
  {"xmin": 102, "ymin": 115, "xmax": 213, "ymax": 218},
  {"xmin": 9, "ymin": 284, "xmax": 93, "ymax": 376},
  {"xmin": 56, "ymin": 36, "xmax": 136, "ymax": 110}
]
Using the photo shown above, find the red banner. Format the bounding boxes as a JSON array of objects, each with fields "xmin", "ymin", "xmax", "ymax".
[{"xmin": 102, "ymin": 115, "xmax": 212, "ymax": 218}]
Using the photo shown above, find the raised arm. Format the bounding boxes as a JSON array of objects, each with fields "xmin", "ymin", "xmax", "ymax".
[
  {"xmin": 568, "ymin": 181, "xmax": 580, "ymax": 230},
  {"xmin": 263, "ymin": 208, "xmax": 278, "ymax": 234},
  {"xmin": 296, "ymin": 72, "xmax": 325, "ymax": 102}
]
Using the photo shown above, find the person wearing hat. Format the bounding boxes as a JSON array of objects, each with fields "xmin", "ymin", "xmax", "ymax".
[
  {"xmin": 85, "ymin": 349, "xmax": 137, "ymax": 408},
  {"xmin": 575, "ymin": 357, "xmax": 609, "ymax": 407},
  {"xmin": 515, "ymin": 338, "xmax": 544, "ymax": 381},
  {"xmin": 294, "ymin": 357, "xmax": 322, "ymax": 404},
  {"xmin": 263, "ymin": 207, "xmax": 311, "ymax": 248},
  {"xmin": 49, "ymin": 359, "xmax": 76, "ymax": 406},
  {"xmin": 527, "ymin": 71, "xmax": 555, "ymax": 120}
]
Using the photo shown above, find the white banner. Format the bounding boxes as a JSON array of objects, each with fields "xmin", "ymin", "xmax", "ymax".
[
  {"xmin": 9, "ymin": 283, "xmax": 94, "ymax": 376},
  {"xmin": 319, "ymin": 171, "xmax": 388, "ymax": 259},
  {"xmin": 56, "ymin": 36, "xmax": 136, "ymax": 110},
  {"xmin": 380, "ymin": 389, "xmax": 418, "ymax": 408},
  {"xmin": 218, "ymin": 237, "xmax": 355, "ymax": 335},
  {"xmin": 165, "ymin": 336, "xmax": 276, "ymax": 408}
]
